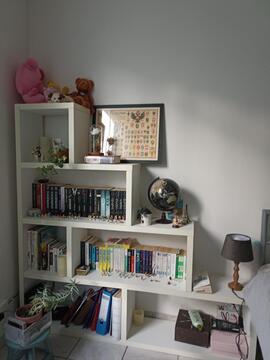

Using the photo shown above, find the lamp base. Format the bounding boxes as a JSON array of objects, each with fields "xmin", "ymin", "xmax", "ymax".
[
  {"xmin": 228, "ymin": 281, "xmax": 243, "ymax": 291},
  {"xmin": 227, "ymin": 261, "xmax": 244, "ymax": 291}
]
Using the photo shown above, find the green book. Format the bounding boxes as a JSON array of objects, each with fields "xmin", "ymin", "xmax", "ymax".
[{"xmin": 176, "ymin": 255, "xmax": 186, "ymax": 279}]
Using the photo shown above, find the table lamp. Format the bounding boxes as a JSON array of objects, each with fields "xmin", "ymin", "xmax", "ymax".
[{"xmin": 221, "ymin": 233, "xmax": 253, "ymax": 291}]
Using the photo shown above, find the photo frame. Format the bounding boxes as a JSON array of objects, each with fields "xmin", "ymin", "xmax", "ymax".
[
  {"xmin": 93, "ymin": 104, "xmax": 163, "ymax": 161},
  {"xmin": 261, "ymin": 209, "xmax": 270, "ymax": 264}
]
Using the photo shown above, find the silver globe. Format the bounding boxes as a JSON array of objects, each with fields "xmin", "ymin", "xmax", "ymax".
[{"xmin": 148, "ymin": 178, "xmax": 180, "ymax": 223}]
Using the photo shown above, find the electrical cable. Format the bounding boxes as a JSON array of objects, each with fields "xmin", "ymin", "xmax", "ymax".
[{"xmin": 232, "ymin": 289, "xmax": 249, "ymax": 360}]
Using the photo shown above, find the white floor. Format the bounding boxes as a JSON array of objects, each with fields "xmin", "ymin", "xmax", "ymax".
[{"xmin": 0, "ymin": 334, "xmax": 201, "ymax": 360}]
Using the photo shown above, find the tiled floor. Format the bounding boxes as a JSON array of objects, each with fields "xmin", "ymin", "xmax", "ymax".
[{"xmin": 0, "ymin": 334, "xmax": 201, "ymax": 360}]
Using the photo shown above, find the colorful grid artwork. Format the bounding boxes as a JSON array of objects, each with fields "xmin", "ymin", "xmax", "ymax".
[{"xmin": 96, "ymin": 106, "xmax": 160, "ymax": 161}]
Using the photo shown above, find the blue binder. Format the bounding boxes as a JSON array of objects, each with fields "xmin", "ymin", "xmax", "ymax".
[{"xmin": 96, "ymin": 288, "xmax": 117, "ymax": 335}]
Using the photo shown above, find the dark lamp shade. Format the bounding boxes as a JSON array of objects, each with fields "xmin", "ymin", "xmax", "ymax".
[{"xmin": 221, "ymin": 234, "xmax": 254, "ymax": 263}]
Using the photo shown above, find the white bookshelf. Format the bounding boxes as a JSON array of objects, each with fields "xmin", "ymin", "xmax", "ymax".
[{"xmin": 15, "ymin": 103, "xmax": 256, "ymax": 360}]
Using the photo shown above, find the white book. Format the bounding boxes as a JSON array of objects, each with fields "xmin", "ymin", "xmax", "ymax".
[
  {"xmin": 156, "ymin": 252, "xmax": 161, "ymax": 276},
  {"xmin": 162, "ymin": 252, "xmax": 167, "ymax": 277},
  {"xmin": 171, "ymin": 253, "xmax": 176, "ymax": 279},
  {"xmin": 167, "ymin": 253, "xmax": 171, "ymax": 277},
  {"xmin": 111, "ymin": 289, "xmax": 122, "ymax": 340}
]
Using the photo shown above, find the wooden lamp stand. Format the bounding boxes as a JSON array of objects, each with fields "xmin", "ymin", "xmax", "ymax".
[{"xmin": 228, "ymin": 261, "xmax": 243, "ymax": 291}]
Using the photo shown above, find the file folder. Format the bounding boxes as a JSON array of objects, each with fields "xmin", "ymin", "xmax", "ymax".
[{"xmin": 96, "ymin": 288, "xmax": 117, "ymax": 335}]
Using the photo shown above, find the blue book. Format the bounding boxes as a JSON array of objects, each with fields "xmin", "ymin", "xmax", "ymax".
[
  {"xmin": 136, "ymin": 250, "xmax": 140, "ymax": 273},
  {"xmin": 92, "ymin": 245, "xmax": 96, "ymax": 270}
]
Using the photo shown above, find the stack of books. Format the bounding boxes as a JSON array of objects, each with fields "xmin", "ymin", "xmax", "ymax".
[
  {"xmin": 27, "ymin": 225, "xmax": 66, "ymax": 272},
  {"xmin": 80, "ymin": 236, "xmax": 187, "ymax": 279},
  {"xmin": 32, "ymin": 183, "xmax": 126, "ymax": 220}
]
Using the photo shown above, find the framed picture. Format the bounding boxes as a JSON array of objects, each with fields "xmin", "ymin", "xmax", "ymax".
[
  {"xmin": 93, "ymin": 104, "xmax": 163, "ymax": 161},
  {"xmin": 261, "ymin": 209, "xmax": 270, "ymax": 264}
]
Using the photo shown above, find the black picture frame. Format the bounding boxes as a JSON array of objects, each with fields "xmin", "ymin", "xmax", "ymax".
[{"xmin": 93, "ymin": 103, "xmax": 164, "ymax": 161}]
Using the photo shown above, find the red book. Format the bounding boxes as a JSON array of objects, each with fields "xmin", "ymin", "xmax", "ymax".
[
  {"xmin": 90, "ymin": 289, "xmax": 103, "ymax": 331},
  {"xmin": 36, "ymin": 183, "xmax": 41, "ymax": 209},
  {"xmin": 131, "ymin": 250, "xmax": 135, "ymax": 273},
  {"xmin": 41, "ymin": 183, "xmax": 47, "ymax": 214}
]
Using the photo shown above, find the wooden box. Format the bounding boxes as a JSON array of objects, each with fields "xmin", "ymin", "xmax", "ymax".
[{"xmin": 175, "ymin": 309, "xmax": 211, "ymax": 348}]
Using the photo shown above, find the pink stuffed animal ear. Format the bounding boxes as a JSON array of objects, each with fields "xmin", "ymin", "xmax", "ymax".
[{"xmin": 26, "ymin": 58, "xmax": 39, "ymax": 69}]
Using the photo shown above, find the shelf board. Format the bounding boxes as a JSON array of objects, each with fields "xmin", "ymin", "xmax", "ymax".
[
  {"xmin": 51, "ymin": 320, "xmax": 120, "ymax": 344},
  {"xmin": 24, "ymin": 270, "xmax": 241, "ymax": 304},
  {"xmin": 22, "ymin": 216, "xmax": 194, "ymax": 236},
  {"xmin": 21, "ymin": 162, "xmax": 140, "ymax": 172},
  {"xmin": 24, "ymin": 270, "xmax": 70, "ymax": 283},
  {"xmin": 51, "ymin": 318, "xmax": 239, "ymax": 359},
  {"xmin": 24, "ymin": 270, "xmax": 186, "ymax": 296},
  {"xmin": 15, "ymin": 102, "xmax": 89, "ymax": 115},
  {"xmin": 127, "ymin": 317, "xmax": 236, "ymax": 359}
]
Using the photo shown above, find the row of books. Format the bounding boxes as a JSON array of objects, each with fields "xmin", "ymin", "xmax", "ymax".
[
  {"xmin": 27, "ymin": 226, "xmax": 66, "ymax": 272},
  {"xmin": 61, "ymin": 287, "xmax": 121, "ymax": 339},
  {"xmin": 32, "ymin": 183, "xmax": 126, "ymax": 219},
  {"xmin": 80, "ymin": 236, "xmax": 187, "ymax": 279}
]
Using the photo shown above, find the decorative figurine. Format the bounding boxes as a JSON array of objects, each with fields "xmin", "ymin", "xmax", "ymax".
[
  {"xmin": 172, "ymin": 204, "xmax": 191, "ymax": 228},
  {"xmin": 172, "ymin": 214, "xmax": 180, "ymax": 228},
  {"xmin": 107, "ymin": 137, "xmax": 115, "ymax": 156},
  {"xmin": 31, "ymin": 145, "xmax": 41, "ymax": 162},
  {"xmin": 89, "ymin": 124, "xmax": 102, "ymax": 155}
]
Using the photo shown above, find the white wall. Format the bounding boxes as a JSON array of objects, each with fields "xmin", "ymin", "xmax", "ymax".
[
  {"xmin": 28, "ymin": 0, "xmax": 270, "ymax": 278},
  {"xmin": 0, "ymin": 0, "xmax": 28, "ymax": 306}
]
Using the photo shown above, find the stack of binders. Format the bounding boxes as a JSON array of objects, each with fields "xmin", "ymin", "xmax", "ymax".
[{"xmin": 60, "ymin": 287, "xmax": 122, "ymax": 339}]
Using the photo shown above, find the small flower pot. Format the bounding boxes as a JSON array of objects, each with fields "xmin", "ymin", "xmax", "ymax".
[
  {"xmin": 141, "ymin": 213, "xmax": 152, "ymax": 226},
  {"xmin": 15, "ymin": 304, "xmax": 42, "ymax": 325}
]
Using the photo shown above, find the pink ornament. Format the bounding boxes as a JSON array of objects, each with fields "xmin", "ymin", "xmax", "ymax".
[{"xmin": 15, "ymin": 58, "xmax": 46, "ymax": 103}]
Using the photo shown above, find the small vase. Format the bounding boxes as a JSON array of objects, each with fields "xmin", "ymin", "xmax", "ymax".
[{"xmin": 141, "ymin": 214, "xmax": 152, "ymax": 226}]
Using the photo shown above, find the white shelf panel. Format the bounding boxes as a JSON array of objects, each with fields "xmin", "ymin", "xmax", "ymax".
[
  {"xmin": 51, "ymin": 320, "xmax": 120, "ymax": 344},
  {"xmin": 22, "ymin": 216, "xmax": 194, "ymax": 236},
  {"xmin": 21, "ymin": 162, "xmax": 140, "ymax": 172},
  {"xmin": 24, "ymin": 270, "xmax": 70, "ymax": 283},
  {"xmin": 24, "ymin": 270, "xmax": 241, "ymax": 304},
  {"xmin": 127, "ymin": 317, "xmax": 236, "ymax": 359},
  {"xmin": 15, "ymin": 102, "xmax": 89, "ymax": 116},
  {"xmin": 24, "ymin": 269, "xmax": 186, "ymax": 295}
]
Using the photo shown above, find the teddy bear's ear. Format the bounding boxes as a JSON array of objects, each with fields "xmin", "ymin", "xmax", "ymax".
[
  {"xmin": 88, "ymin": 80, "xmax": 95, "ymax": 88},
  {"xmin": 75, "ymin": 78, "xmax": 81, "ymax": 86}
]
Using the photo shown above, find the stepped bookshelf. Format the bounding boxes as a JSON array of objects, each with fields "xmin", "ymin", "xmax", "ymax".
[{"xmin": 15, "ymin": 103, "xmax": 256, "ymax": 360}]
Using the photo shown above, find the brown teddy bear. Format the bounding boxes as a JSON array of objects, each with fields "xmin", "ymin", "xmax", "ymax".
[{"xmin": 69, "ymin": 78, "xmax": 95, "ymax": 113}]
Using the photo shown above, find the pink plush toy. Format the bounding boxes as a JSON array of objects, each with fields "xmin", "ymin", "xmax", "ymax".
[{"xmin": 15, "ymin": 58, "xmax": 46, "ymax": 103}]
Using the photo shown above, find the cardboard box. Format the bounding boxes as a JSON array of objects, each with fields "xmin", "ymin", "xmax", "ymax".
[
  {"xmin": 175, "ymin": 309, "xmax": 211, "ymax": 347},
  {"xmin": 211, "ymin": 329, "xmax": 247, "ymax": 358}
]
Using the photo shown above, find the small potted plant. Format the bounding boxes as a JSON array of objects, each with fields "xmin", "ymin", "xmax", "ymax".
[
  {"xmin": 38, "ymin": 146, "xmax": 68, "ymax": 183},
  {"xmin": 15, "ymin": 281, "xmax": 79, "ymax": 325},
  {"xmin": 137, "ymin": 207, "xmax": 152, "ymax": 226}
]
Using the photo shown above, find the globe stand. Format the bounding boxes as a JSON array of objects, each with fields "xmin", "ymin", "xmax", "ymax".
[{"xmin": 156, "ymin": 212, "xmax": 172, "ymax": 224}]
